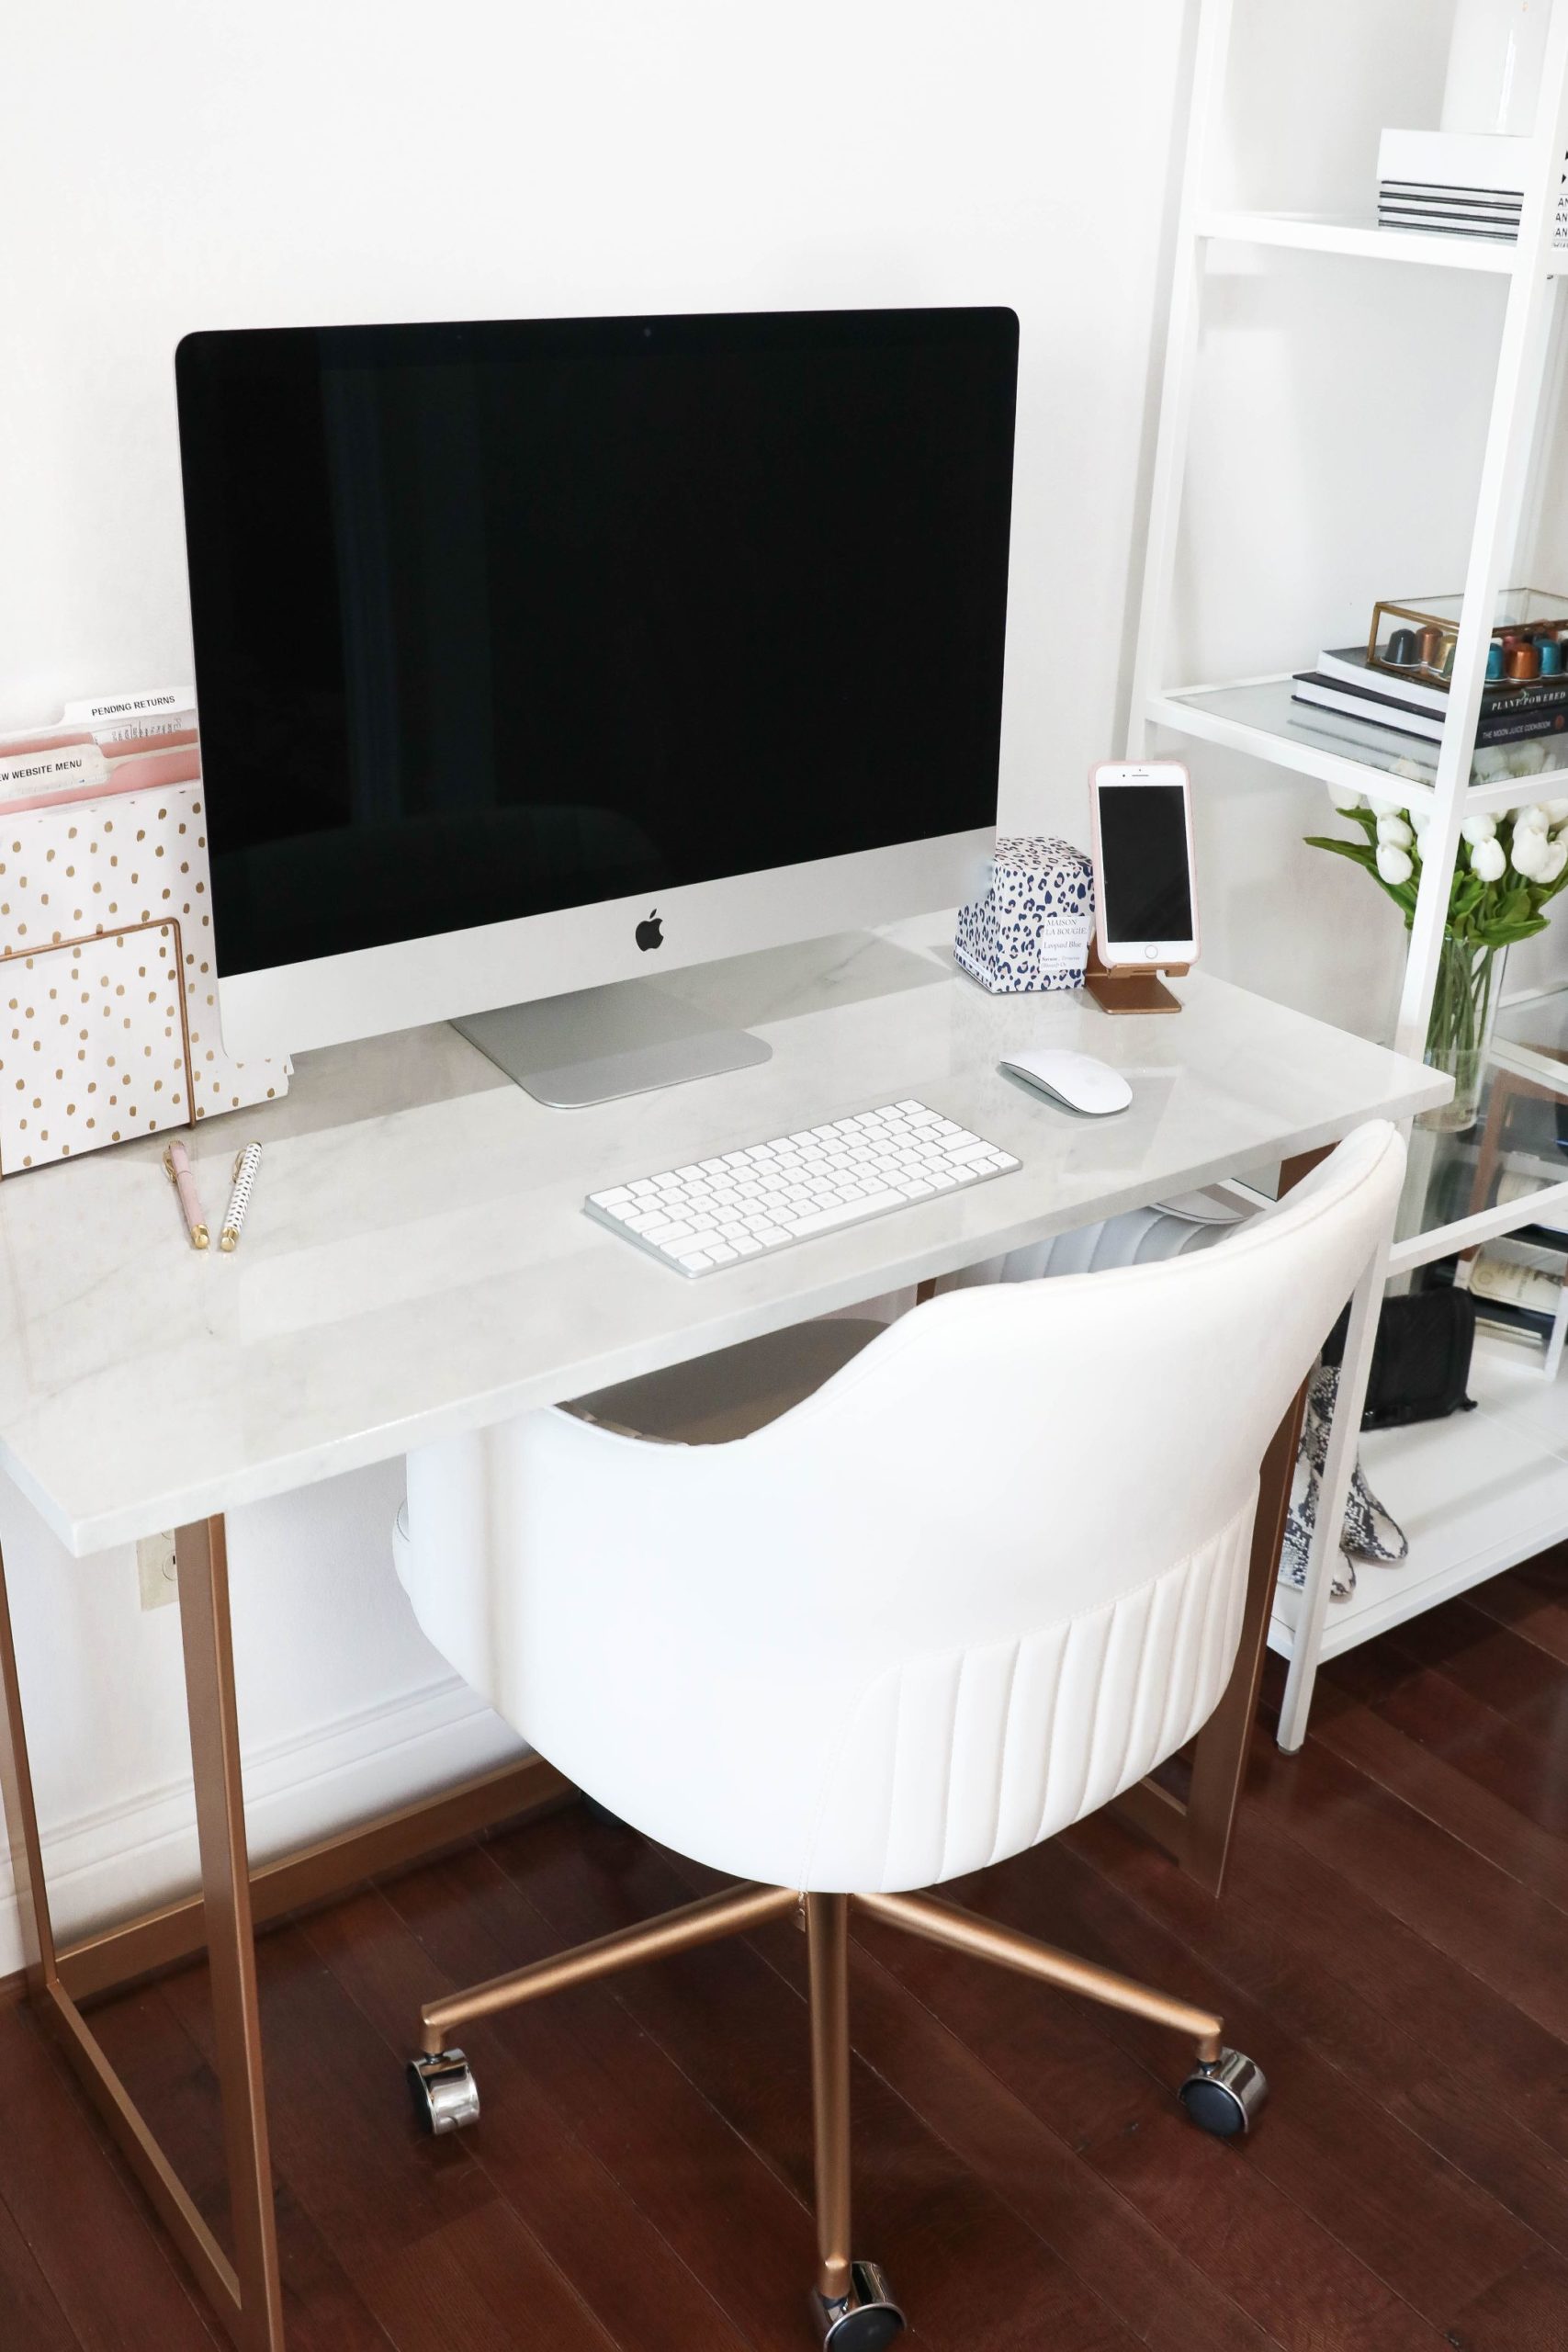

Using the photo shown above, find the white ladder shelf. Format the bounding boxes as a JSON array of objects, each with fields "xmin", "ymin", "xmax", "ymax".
[{"xmin": 1125, "ymin": 0, "xmax": 1568, "ymax": 1748}]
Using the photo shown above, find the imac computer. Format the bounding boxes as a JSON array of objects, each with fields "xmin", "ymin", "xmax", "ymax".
[{"xmin": 175, "ymin": 305, "xmax": 1019, "ymax": 1104}]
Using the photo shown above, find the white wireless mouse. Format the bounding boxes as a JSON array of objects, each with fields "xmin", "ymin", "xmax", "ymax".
[{"xmin": 998, "ymin": 1046, "xmax": 1133, "ymax": 1116}]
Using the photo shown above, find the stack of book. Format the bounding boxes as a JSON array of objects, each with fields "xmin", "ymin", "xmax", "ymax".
[
  {"xmin": 1467, "ymin": 1228, "xmax": 1568, "ymax": 1374},
  {"xmin": 1292, "ymin": 644, "xmax": 1568, "ymax": 752},
  {"xmin": 1377, "ymin": 177, "xmax": 1522, "ymax": 243}
]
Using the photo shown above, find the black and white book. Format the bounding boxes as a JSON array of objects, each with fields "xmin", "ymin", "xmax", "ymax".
[
  {"xmin": 1377, "ymin": 210, "xmax": 1518, "ymax": 242},
  {"xmin": 1468, "ymin": 1247, "xmax": 1568, "ymax": 1366},
  {"xmin": 1317, "ymin": 642, "xmax": 1568, "ymax": 711},
  {"xmin": 1283, "ymin": 696, "xmax": 1438, "ymax": 766},
  {"xmin": 1472, "ymin": 1294, "xmax": 1558, "ymax": 1349},
  {"xmin": 1292, "ymin": 666, "xmax": 1568, "ymax": 748},
  {"xmin": 1292, "ymin": 673, "xmax": 1443, "ymax": 742},
  {"xmin": 1379, "ymin": 186, "xmax": 1521, "ymax": 219},
  {"xmin": 1376, "ymin": 175, "xmax": 1523, "ymax": 241},
  {"xmin": 1313, "ymin": 644, "xmax": 1453, "ymax": 713},
  {"xmin": 1380, "ymin": 178, "xmax": 1523, "ymax": 212},
  {"xmin": 1303, "ymin": 642, "xmax": 1568, "ymax": 724}
]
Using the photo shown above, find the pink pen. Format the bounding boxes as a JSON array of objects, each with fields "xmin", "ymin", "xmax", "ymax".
[{"xmin": 164, "ymin": 1139, "xmax": 209, "ymax": 1250}]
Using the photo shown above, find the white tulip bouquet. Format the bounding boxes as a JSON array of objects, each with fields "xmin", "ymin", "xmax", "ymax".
[
  {"xmin": 1306, "ymin": 784, "xmax": 1568, "ymax": 1126},
  {"xmin": 1306, "ymin": 788, "xmax": 1568, "ymax": 926}
]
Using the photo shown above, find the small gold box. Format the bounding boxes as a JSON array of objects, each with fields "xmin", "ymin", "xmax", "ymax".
[{"xmin": 1367, "ymin": 587, "xmax": 1568, "ymax": 686}]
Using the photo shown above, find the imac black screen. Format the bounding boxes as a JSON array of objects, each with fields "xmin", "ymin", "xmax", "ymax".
[{"xmin": 175, "ymin": 307, "xmax": 1019, "ymax": 976}]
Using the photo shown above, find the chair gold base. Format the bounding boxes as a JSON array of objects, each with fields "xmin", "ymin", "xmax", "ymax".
[
  {"xmin": 418, "ymin": 1878, "xmax": 799, "ymax": 2053},
  {"xmin": 412, "ymin": 1877, "xmax": 1263, "ymax": 2331}
]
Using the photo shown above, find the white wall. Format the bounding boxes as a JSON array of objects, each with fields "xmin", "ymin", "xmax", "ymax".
[
  {"xmin": 4, "ymin": 0, "xmax": 1562, "ymax": 1969},
  {"xmin": 0, "ymin": 1464, "xmax": 521, "ymax": 1951}
]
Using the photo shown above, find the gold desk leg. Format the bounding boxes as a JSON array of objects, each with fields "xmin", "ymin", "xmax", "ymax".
[
  {"xmin": 175, "ymin": 1514, "xmax": 287, "ymax": 2352},
  {"xmin": 0, "ymin": 1537, "xmax": 56, "ymax": 1995},
  {"xmin": 1108, "ymin": 1146, "xmax": 1325, "ymax": 1897},
  {"xmin": 0, "ymin": 1520, "xmax": 285, "ymax": 2350},
  {"xmin": 1180, "ymin": 1371, "xmax": 1308, "ymax": 1894}
]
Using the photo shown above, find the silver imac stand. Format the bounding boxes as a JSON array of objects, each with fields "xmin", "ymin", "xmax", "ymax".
[{"xmin": 454, "ymin": 976, "xmax": 771, "ymax": 1108}]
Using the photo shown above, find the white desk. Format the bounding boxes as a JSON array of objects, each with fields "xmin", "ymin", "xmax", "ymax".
[
  {"xmin": 0, "ymin": 916, "xmax": 1444, "ymax": 2350},
  {"xmin": 0, "ymin": 918, "xmax": 1443, "ymax": 1554}
]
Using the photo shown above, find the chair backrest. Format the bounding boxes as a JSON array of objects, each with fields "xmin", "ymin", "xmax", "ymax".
[{"xmin": 399, "ymin": 1121, "xmax": 1404, "ymax": 1894}]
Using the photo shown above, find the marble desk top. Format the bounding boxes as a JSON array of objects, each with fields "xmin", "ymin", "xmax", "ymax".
[{"xmin": 0, "ymin": 918, "xmax": 1446, "ymax": 1555}]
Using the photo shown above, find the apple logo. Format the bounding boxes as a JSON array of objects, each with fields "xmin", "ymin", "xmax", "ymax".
[{"xmin": 636, "ymin": 909, "xmax": 664, "ymax": 953}]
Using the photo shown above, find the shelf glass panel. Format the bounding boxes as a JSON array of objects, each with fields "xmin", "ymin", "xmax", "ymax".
[
  {"xmin": 1151, "ymin": 673, "xmax": 1568, "ymax": 800},
  {"xmin": 1395, "ymin": 998, "xmax": 1568, "ymax": 1257},
  {"xmin": 1494, "ymin": 983, "xmax": 1568, "ymax": 1084}
]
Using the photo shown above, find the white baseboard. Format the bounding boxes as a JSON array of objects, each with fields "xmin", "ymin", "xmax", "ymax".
[{"xmin": 0, "ymin": 1673, "xmax": 526, "ymax": 1979}]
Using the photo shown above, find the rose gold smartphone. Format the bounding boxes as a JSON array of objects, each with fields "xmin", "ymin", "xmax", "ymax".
[{"xmin": 1089, "ymin": 760, "xmax": 1198, "ymax": 968}]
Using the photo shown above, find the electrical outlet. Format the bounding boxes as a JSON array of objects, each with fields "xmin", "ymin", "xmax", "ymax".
[{"xmin": 137, "ymin": 1531, "xmax": 178, "ymax": 1610}]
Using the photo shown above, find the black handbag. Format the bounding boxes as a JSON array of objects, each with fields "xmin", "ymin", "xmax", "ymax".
[{"xmin": 1322, "ymin": 1287, "xmax": 1477, "ymax": 1430}]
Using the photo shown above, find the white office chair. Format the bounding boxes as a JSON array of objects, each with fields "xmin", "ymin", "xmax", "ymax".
[{"xmin": 393, "ymin": 1119, "xmax": 1404, "ymax": 2349}]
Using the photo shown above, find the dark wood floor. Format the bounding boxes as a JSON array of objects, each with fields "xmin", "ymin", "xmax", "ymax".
[{"xmin": 6, "ymin": 1557, "xmax": 1568, "ymax": 2351}]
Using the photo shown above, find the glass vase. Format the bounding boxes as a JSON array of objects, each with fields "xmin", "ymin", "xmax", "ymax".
[{"xmin": 1421, "ymin": 934, "xmax": 1506, "ymax": 1133}]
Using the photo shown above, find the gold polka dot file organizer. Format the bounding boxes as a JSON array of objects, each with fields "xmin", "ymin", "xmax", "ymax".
[
  {"xmin": 0, "ymin": 922, "xmax": 193, "ymax": 1170},
  {"xmin": 0, "ymin": 783, "xmax": 288, "ymax": 1172}
]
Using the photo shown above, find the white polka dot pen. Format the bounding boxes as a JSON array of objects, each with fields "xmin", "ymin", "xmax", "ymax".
[{"xmin": 220, "ymin": 1141, "xmax": 262, "ymax": 1252}]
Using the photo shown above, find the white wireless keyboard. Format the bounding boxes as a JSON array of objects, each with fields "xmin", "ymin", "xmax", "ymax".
[{"xmin": 584, "ymin": 1099, "xmax": 1021, "ymax": 1276}]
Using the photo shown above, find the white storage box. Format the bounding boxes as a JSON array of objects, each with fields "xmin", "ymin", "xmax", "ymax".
[
  {"xmin": 1376, "ymin": 127, "xmax": 1568, "ymax": 250},
  {"xmin": 953, "ymin": 834, "xmax": 1094, "ymax": 994}
]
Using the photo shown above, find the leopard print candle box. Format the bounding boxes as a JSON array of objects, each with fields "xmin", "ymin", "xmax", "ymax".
[{"xmin": 953, "ymin": 834, "xmax": 1094, "ymax": 993}]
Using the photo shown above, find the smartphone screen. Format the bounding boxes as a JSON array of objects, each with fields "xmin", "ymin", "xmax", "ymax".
[{"xmin": 1098, "ymin": 781, "xmax": 1193, "ymax": 944}]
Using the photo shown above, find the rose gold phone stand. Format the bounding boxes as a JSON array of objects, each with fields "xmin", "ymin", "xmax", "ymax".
[{"xmin": 1084, "ymin": 941, "xmax": 1186, "ymax": 1015}]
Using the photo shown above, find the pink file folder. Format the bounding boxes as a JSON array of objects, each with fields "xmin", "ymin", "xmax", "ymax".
[{"xmin": 0, "ymin": 743, "xmax": 201, "ymax": 820}]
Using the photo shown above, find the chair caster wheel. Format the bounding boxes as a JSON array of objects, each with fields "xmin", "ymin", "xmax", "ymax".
[
  {"xmin": 810, "ymin": 2261, "xmax": 905, "ymax": 2350},
  {"xmin": 1179, "ymin": 2047, "xmax": 1267, "ymax": 2138},
  {"xmin": 408, "ymin": 2049, "xmax": 479, "ymax": 2135}
]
